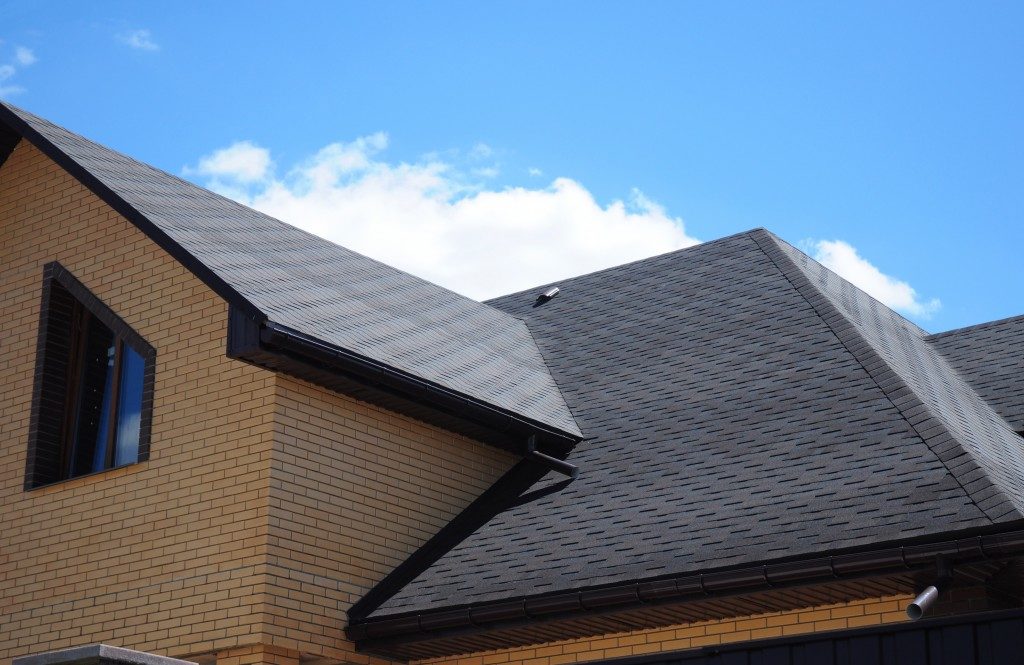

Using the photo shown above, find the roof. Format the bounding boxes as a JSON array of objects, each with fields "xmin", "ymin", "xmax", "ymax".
[
  {"xmin": 365, "ymin": 229, "xmax": 1024, "ymax": 620},
  {"xmin": 0, "ymin": 102, "xmax": 580, "ymax": 440},
  {"xmin": 927, "ymin": 315, "xmax": 1024, "ymax": 433},
  {"xmin": 6, "ymin": 101, "xmax": 1024, "ymax": 652}
]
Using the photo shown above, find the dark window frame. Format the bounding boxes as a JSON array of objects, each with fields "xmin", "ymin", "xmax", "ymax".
[{"xmin": 25, "ymin": 262, "xmax": 156, "ymax": 490}]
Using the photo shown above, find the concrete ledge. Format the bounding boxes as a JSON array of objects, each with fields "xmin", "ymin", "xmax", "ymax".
[{"xmin": 13, "ymin": 645, "xmax": 197, "ymax": 665}]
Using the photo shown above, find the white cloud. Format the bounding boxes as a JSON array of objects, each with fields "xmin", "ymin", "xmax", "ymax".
[
  {"xmin": 472, "ymin": 165, "xmax": 500, "ymax": 179},
  {"xmin": 120, "ymin": 29, "xmax": 159, "ymax": 51},
  {"xmin": 807, "ymin": 239, "xmax": 940, "ymax": 319},
  {"xmin": 0, "ymin": 44, "xmax": 35, "ymax": 98},
  {"xmin": 187, "ymin": 135, "xmax": 697, "ymax": 299},
  {"xmin": 468, "ymin": 143, "xmax": 493, "ymax": 160},
  {"xmin": 184, "ymin": 141, "xmax": 272, "ymax": 185},
  {"xmin": 14, "ymin": 46, "xmax": 35, "ymax": 66},
  {"xmin": 528, "ymin": 167, "xmax": 543, "ymax": 177}
]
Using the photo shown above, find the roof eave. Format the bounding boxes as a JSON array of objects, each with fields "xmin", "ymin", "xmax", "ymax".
[
  {"xmin": 227, "ymin": 307, "xmax": 583, "ymax": 453},
  {"xmin": 348, "ymin": 522, "xmax": 1024, "ymax": 658},
  {"xmin": 0, "ymin": 102, "xmax": 583, "ymax": 452}
]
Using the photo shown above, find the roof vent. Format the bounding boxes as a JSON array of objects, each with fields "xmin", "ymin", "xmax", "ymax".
[{"xmin": 534, "ymin": 287, "xmax": 560, "ymax": 307}]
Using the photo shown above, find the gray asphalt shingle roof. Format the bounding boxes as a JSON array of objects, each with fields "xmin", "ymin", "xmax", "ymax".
[
  {"xmin": 927, "ymin": 315, "xmax": 1024, "ymax": 434},
  {"xmin": 0, "ymin": 102, "xmax": 580, "ymax": 438},
  {"xmin": 5, "ymin": 102, "xmax": 1022, "ymax": 625},
  {"xmin": 371, "ymin": 229, "xmax": 1024, "ymax": 617}
]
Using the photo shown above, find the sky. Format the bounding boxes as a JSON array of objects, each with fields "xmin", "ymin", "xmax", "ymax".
[{"xmin": 1, "ymin": 2, "xmax": 1021, "ymax": 332}]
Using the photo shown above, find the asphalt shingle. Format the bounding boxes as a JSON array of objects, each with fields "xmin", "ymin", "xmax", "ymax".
[
  {"xmin": 927, "ymin": 315, "xmax": 1024, "ymax": 433},
  {"xmin": 371, "ymin": 229, "xmax": 1024, "ymax": 617},
  {"xmin": 0, "ymin": 102, "xmax": 580, "ymax": 438}
]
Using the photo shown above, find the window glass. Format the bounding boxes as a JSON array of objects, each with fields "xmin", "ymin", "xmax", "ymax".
[
  {"xmin": 68, "ymin": 318, "xmax": 116, "ymax": 477},
  {"xmin": 25, "ymin": 267, "xmax": 155, "ymax": 489},
  {"xmin": 114, "ymin": 344, "xmax": 146, "ymax": 466}
]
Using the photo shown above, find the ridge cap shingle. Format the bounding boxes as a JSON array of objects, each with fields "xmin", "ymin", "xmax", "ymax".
[
  {"xmin": 486, "ymin": 229, "xmax": 766, "ymax": 305},
  {"xmin": 366, "ymin": 230, "xmax": 1012, "ymax": 619},
  {"xmin": 926, "ymin": 313, "xmax": 1024, "ymax": 341},
  {"xmin": 752, "ymin": 229, "xmax": 1024, "ymax": 523}
]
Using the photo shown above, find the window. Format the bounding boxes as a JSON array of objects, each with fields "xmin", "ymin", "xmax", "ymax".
[{"xmin": 25, "ymin": 263, "xmax": 155, "ymax": 489}]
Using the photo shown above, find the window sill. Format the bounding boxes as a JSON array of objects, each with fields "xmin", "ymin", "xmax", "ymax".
[{"xmin": 24, "ymin": 460, "xmax": 146, "ymax": 492}]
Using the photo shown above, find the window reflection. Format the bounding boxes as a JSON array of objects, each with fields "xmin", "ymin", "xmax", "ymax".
[{"xmin": 115, "ymin": 345, "xmax": 145, "ymax": 466}]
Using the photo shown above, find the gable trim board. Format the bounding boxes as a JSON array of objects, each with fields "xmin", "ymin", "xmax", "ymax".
[
  {"xmin": 0, "ymin": 101, "xmax": 582, "ymax": 458},
  {"xmin": 0, "ymin": 123, "xmax": 19, "ymax": 169},
  {"xmin": 0, "ymin": 104, "xmax": 261, "ymax": 321}
]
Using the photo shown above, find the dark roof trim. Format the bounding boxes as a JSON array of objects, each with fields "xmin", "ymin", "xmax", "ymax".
[
  {"xmin": 347, "ymin": 524, "xmax": 1024, "ymax": 650},
  {"xmin": 227, "ymin": 308, "xmax": 582, "ymax": 449},
  {"xmin": 0, "ymin": 103, "xmax": 265, "ymax": 322},
  {"xmin": 1, "ymin": 104, "xmax": 584, "ymax": 446},
  {"xmin": 576, "ymin": 607, "xmax": 1024, "ymax": 665},
  {"xmin": 262, "ymin": 321, "xmax": 581, "ymax": 445},
  {"xmin": 349, "ymin": 457, "xmax": 559, "ymax": 621},
  {"xmin": 0, "ymin": 123, "xmax": 18, "ymax": 170}
]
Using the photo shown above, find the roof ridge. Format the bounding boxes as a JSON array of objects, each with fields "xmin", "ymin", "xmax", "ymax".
[
  {"xmin": 761, "ymin": 229, "xmax": 931, "ymax": 337},
  {"xmin": 486, "ymin": 228, "xmax": 767, "ymax": 305},
  {"xmin": 751, "ymin": 228, "xmax": 1024, "ymax": 523},
  {"xmin": 926, "ymin": 313, "xmax": 1024, "ymax": 340}
]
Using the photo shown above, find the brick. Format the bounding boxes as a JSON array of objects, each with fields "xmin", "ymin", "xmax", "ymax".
[{"xmin": 0, "ymin": 140, "xmax": 512, "ymax": 665}]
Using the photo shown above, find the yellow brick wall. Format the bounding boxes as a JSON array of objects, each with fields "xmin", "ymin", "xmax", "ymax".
[
  {"xmin": 214, "ymin": 645, "xmax": 302, "ymax": 665},
  {"xmin": 418, "ymin": 595, "xmax": 913, "ymax": 665},
  {"xmin": 0, "ymin": 138, "xmax": 926, "ymax": 665},
  {"xmin": 265, "ymin": 377, "xmax": 515, "ymax": 663},
  {"xmin": 0, "ymin": 139, "xmax": 515, "ymax": 665},
  {"xmin": 0, "ymin": 140, "xmax": 278, "ymax": 663}
]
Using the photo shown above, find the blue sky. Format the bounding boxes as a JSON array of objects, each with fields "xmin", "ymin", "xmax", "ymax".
[{"xmin": 1, "ymin": 2, "xmax": 1021, "ymax": 331}]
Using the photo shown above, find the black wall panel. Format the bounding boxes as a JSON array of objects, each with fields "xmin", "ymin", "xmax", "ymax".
[{"xmin": 595, "ymin": 610, "xmax": 1024, "ymax": 665}]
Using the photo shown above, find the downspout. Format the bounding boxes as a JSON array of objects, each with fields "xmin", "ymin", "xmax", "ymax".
[
  {"xmin": 526, "ymin": 435, "xmax": 579, "ymax": 478},
  {"xmin": 907, "ymin": 556, "xmax": 954, "ymax": 620}
]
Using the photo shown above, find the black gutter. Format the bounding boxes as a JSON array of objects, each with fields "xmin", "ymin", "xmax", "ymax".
[
  {"xmin": 346, "ymin": 526, "xmax": 1024, "ymax": 647},
  {"xmin": 254, "ymin": 319, "xmax": 582, "ymax": 451},
  {"xmin": 0, "ymin": 102, "xmax": 585, "ymax": 456}
]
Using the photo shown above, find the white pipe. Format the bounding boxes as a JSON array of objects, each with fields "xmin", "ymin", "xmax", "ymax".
[{"xmin": 907, "ymin": 585, "xmax": 940, "ymax": 620}]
